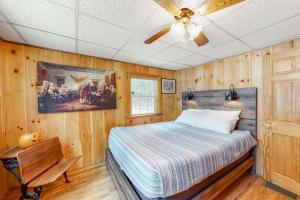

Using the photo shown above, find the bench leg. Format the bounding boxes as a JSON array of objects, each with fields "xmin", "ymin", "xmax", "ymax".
[
  {"xmin": 19, "ymin": 185, "xmax": 42, "ymax": 200},
  {"xmin": 34, "ymin": 186, "xmax": 42, "ymax": 200},
  {"xmin": 63, "ymin": 172, "xmax": 71, "ymax": 183},
  {"xmin": 19, "ymin": 184, "xmax": 27, "ymax": 200}
]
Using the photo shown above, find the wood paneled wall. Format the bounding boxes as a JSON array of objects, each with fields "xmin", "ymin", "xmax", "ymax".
[
  {"xmin": 0, "ymin": 39, "xmax": 10, "ymax": 200},
  {"xmin": 176, "ymin": 38, "xmax": 300, "ymax": 177},
  {"xmin": 0, "ymin": 40, "xmax": 176, "ymax": 199}
]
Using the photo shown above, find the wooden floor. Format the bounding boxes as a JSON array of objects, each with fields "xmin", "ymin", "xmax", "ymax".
[{"xmin": 5, "ymin": 163, "xmax": 293, "ymax": 200}]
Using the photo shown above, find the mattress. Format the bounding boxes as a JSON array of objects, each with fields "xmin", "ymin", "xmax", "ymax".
[{"xmin": 108, "ymin": 121, "xmax": 256, "ymax": 198}]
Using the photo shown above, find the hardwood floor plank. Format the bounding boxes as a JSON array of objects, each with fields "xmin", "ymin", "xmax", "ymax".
[{"xmin": 5, "ymin": 163, "xmax": 293, "ymax": 200}]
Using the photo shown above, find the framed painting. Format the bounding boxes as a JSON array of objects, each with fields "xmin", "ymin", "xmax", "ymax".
[
  {"xmin": 161, "ymin": 78, "xmax": 176, "ymax": 94},
  {"xmin": 37, "ymin": 61, "xmax": 116, "ymax": 113}
]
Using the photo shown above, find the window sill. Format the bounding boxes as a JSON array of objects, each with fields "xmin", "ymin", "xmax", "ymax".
[{"xmin": 129, "ymin": 113, "xmax": 162, "ymax": 119}]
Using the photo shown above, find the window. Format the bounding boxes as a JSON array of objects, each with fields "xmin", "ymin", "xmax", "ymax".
[{"xmin": 131, "ymin": 77, "xmax": 157, "ymax": 115}]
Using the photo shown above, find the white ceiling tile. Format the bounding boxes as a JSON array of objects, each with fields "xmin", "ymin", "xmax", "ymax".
[
  {"xmin": 164, "ymin": 62, "xmax": 189, "ymax": 70},
  {"xmin": 176, "ymin": 53, "xmax": 214, "ymax": 66},
  {"xmin": 175, "ymin": 23, "xmax": 235, "ymax": 52},
  {"xmin": 79, "ymin": 0, "xmax": 156, "ymax": 31},
  {"xmin": 190, "ymin": 15, "xmax": 211, "ymax": 26},
  {"xmin": 214, "ymin": 0, "xmax": 300, "ymax": 37},
  {"xmin": 137, "ymin": 3, "xmax": 174, "ymax": 35},
  {"xmin": 122, "ymin": 33, "xmax": 168, "ymax": 57},
  {"xmin": 113, "ymin": 51, "xmax": 147, "ymax": 64},
  {"xmin": 157, "ymin": 33, "xmax": 180, "ymax": 45},
  {"xmin": 139, "ymin": 58, "xmax": 169, "ymax": 67},
  {"xmin": 206, "ymin": 0, "xmax": 249, "ymax": 21},
  {"xmin": 48, "ymin": 0, "xmax": 75, "ymax": 9},
  {"xmin": 201, "ymin": 40, "xmax": 252, "ymax": 59},
  {"xmin": 15, "ymin": 25, "xmax": 76, "ymax": 53},
  {"xmin": 139, "ymin": 6, "xmax": 177, "ymax": 45},
  {"xmin": 175, "ymin": 41, "xmax": 200, "ymax": 53},
  {"xmin": 182, "ymin": 0, "xmax": 207, "ymax": 10},
  {"xmin": 78, "ymin": 14, "xmax": 132, "ymax": 49},
  {"xmin": 78, "ymin": 41, "xmax": 118, "ymax": 59},
  {"xmin": 241, "ymin": 15, "xmax": 300, "ymax": 49},
  {"xmin": 0, "ymin": 0, "xmax": 76, "ymax": 37},
  {"xmin": 0, "ymin": 22, "xmax": 25, "ymax": 43},
  {"xmin": 154, "ymin": 46, "xmax": 192, "ymax": 61}
]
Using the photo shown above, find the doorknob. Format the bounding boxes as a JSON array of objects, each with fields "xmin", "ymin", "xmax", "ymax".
[{"xmin": 264, "ymin": 121, "xmax": 272, "ymax": 129}]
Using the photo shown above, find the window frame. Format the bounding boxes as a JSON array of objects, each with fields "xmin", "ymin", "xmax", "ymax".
[{"xmin": 128, "ymin": 73, "xmax": 161, "ymax": 118}]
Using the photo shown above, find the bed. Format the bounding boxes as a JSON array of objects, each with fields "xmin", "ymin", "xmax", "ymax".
[{"xmin": 106, "ymin": 87, "xmax": 257, "ymax": 200}]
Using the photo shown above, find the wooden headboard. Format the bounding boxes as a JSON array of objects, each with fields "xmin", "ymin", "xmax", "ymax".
[{"xmin": 182, "ymin": 87, "xmax": 257, "ymax": 137}]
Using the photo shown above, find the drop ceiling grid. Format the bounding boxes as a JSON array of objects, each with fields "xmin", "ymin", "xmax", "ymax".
[
  {"xmin": 110, "ymin": 5, "xmax": 166, "ymax": 62},
  {"xmin": 77, "ymin": 40, "xmax": 118, "ymax": 59},
  {"xmin": 0, "ymin": 22, "xmax": 26, "ymax": 44},
  {"xmin": 240, "ymin": 14, "xmax": 300, "ymax": 49},
  {"xmin": 78, "ymin": 0, "xmax": 158, "ymax": 31},
  {"xmin": 0, "ymin": 0, "xmax": 300, "ymax": 70},
  {"xmin": 0, "ymin": 0, "xmax": 243, "ymax": 68},
  {"xmin": 212, "ymin": 0, "xmax": 300, "ymax": 38},
  {"xmin": 46, "ymin": 0, "xmax": 76, "ymax": 10},
  {"xmin": 0, "ymin": 0, "xmax": 77, "ymax": 38}
]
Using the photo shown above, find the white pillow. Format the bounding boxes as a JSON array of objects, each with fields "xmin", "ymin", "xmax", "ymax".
[
  {"xmin": 197, "ymin": 113, "xmax": 236, "ymax": 134},
  {"xmin": 175, "ymin": 109, "xmax": 241, "ymax": 134},
  {"xmin": 186, "ymin": 109, "xmax": 240, "ymax": 131},
  {"xmin": 208, "ymin": 110, "xmax": 241, "ymax": 131},
  {"xmin": 175, "ymin": 110, "xmax": 207, "ymax": 128}
]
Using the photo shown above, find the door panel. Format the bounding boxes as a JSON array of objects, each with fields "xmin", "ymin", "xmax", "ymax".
[
  {"xmin": 272, "ymin": 133, "xmax": 298, "ymax": 180},
  {"xmin": 273, "ymin": 58, "xmax": 292, "ymax": 74},
  {"xmin": 294, "ymin": 80, "xmax": 300, "ymax": 123},
  {"xmin": 273, "ymin": 81, "xmax": 293, "ymax": 121},
  {"xmin": 295, "ymin": 55, "xmax": 300, "ymax": 71},
  {"xmin": 264, "ymin": 48, "xmax": 300, "ymax": 196}
]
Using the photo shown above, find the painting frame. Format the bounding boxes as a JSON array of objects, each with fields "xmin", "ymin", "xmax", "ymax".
[
  {"xmin": 37, "ymin": 61, "xmax": 117, "ymax": 113},
  {"xmin": 161, "ymin": 78, "xmax": 176, "ymax": 94}
]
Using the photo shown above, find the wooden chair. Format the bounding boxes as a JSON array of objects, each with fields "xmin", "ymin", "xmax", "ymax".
[{"xmin": 16, "ymin": 137, "xmax": 81, "ymax": 200}]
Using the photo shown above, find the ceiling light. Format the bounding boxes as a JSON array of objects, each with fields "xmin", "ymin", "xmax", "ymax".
[
  {"xmin": 170, "ymin": 22, "xmax": 188, "ymax": 42},
  {"xmin": 187, "ymin": 23, "xmax": 203, "ymax": 40},
  {"xmin": 170, "ymin": 22, "xmax": 204, "ymax": 42}
]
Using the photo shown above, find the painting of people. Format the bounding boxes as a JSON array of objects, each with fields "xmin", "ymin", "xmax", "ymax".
[{"xmin": 37, "ymin": 62, "xmax": 116, "ymax": 113}]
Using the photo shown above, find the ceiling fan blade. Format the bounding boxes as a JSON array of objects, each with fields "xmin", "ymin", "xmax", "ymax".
[
  {"xmin": 200, "ymin": 0, "xmax": 244, "ymax": 16},
  {"xmin": 144, "ymin": 25, "xmax": 171, "ymax": 44},
  {"xmin": 153, "ymin": 0, "xmax": 180, "ymax": 16},
  {"xmin": 194, "ymin": 32, "xmax": 209, "ymax": 46}
]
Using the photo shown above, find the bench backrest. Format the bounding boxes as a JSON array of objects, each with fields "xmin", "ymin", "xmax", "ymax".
[{"xmin": 17, "ymin": 137, "xmax": 63, "ymax": 184}]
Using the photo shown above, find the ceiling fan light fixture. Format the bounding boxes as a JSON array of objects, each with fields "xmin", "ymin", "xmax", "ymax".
[
  {"xmin": 187, "ymin": 23, "xmax": 203, "ymax": 40},
  {"xmin": 170, "ymin": 22, "xmax": 188, "ymax": 42}
]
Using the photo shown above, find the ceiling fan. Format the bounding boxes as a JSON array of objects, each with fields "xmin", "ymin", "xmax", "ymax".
[{"xmin": 144, "ymin": 0, "xmax": 244, "ymax": 47}]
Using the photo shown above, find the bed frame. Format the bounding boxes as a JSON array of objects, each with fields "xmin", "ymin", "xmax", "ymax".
[{"xmin": 106, "ymin": 87, "xmax": 257, "ymax": 200}]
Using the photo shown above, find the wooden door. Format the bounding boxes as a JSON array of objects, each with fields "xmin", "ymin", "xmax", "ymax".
[{"xmin": 264, "ymin": 47, "xmax": 300, "ymax": 196}]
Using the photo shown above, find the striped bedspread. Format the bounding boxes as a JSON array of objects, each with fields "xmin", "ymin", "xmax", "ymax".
[{"xmin": 108, "ymin": 121, "xmax": 256, "ymax": 198}]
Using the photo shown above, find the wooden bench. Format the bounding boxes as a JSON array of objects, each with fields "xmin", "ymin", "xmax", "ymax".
[{"xmin": 16, "ymin": 137, "xmax": 81, "ymax": 200}]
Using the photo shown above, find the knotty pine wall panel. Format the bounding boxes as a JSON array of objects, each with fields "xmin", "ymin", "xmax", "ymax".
[
  {"xmin": 0, "ymin": 40, "xmax": 176, "ymax": 197},
  {"xmin": 0, "ymin": 39, "xmax": 10, "ymax": 200}
]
